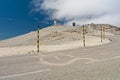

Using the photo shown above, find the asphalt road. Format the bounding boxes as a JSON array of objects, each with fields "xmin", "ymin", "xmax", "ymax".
[{"xmin": 0, "ymin": 35, "xmax": 120, "ymax": 80}]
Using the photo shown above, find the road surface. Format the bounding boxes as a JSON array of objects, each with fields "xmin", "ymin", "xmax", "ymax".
[{"xmin": 0, "ymin": 35, "xmax": 120, "ymax": 80}]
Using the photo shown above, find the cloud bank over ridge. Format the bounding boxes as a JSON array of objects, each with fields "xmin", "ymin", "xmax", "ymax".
[{"xmin": 32, "ymin": 0, "xmax": 120, "ymax": 26}]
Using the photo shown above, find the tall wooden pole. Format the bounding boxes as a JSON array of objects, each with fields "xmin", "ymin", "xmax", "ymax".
[
  {"xmin": 37, "ymin": 25, "xmax": 40, "ymax": 53},
  {"xmin": 100, "ymin": 26, "xmax": 103, "ymax": 42},
  {"xmin": 83, "ymin": 25, "xmax": 86, "ymax": 47},
  {"xmin": 103, "ymin": 26, "xmax": 105, "ymax": 40},
  {"xmin": 92, "ymin": 24, "xmax": 94, "ymax": 36}
]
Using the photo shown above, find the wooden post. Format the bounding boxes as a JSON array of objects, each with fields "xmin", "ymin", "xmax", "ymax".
[
  {"xmin": 103, "ymin": 26, "xmax": 105, "ymax": 40},
  {"xmin": 83, "ymin": 25, "xmax": 86, "ymax": 47},
  {"xmin": 92, "ymin": 24, "xmax": 94, "ymax": 36},
  {"xmin": 100, "ymin": 26, "xmax": 103, "ymax": 42},
  {"xmin": 37, "ymin": 25, "xmax": 40, "ymax": 53}
]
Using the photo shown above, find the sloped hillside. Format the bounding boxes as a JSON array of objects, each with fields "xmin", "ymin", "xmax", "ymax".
[
  {"xmin": 0, "ymin": 26, "xmax": 80, "ymax": 47},
  {"xmin": 0, "ymin": 24, "xmax": 117, "ymax": 47}
]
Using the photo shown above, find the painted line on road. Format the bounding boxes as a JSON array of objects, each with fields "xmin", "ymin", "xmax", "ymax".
[
  {"xmin": 0, "ymin": 69, "xmax": 51, "ymax": 79},
  {"xmin": 86, "ymin": 56, "xmax": 120, "ymax": 64}
]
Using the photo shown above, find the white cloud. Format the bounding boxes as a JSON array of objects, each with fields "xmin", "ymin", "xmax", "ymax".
[{"xmin": 32, "ymin": 0, "xmax": 120, "ymax": 26}]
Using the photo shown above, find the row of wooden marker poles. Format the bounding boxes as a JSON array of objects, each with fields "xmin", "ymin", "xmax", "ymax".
[
  {"xmin": 37, "ymin": 25, "xmax": 105, "ymax": 53},
  {"xmin": 83, "ymin": 25, "xmax": 106, "ymax": 47}
]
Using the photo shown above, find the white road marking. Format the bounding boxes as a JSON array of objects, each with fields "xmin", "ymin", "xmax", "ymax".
[
  {"xmin": 54, "ymin": 56, "xmax": 61, "ymax": 60},
  {"xmin": 40, "ymin": 56, "xmax": 97, "ymax": 66},
  {"xmin": 86, "ymin": 56, "xmax": 120, "ymax": 64},
  {"xmin": 0, "ymin": 69, "xmax": 51, "ymax": 79}
]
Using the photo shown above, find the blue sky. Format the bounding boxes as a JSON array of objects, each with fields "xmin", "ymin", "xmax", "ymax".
[
  {"xmin": 1, "ymin": 0, "xmax": 120, "ymax": 39},
  {"xmin": 0, "ymin": 0, "xmax": 53, "ymax": 40}
]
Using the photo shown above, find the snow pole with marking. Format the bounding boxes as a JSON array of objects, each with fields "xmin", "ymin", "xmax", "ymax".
[
  {"xmin": 83, "ymin": 25, "xmax": 86, "ymax": 47},
  {"xmin": 103, "ymin": 26, "xmax": 105, "ymax": 40},
  {"xmin": 100, "ymin": 25, "xmax": 103, "ymax": 42},
  {"xmin": 37, "ymin": 25, "xmax": 40, "ymax": 53}
]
